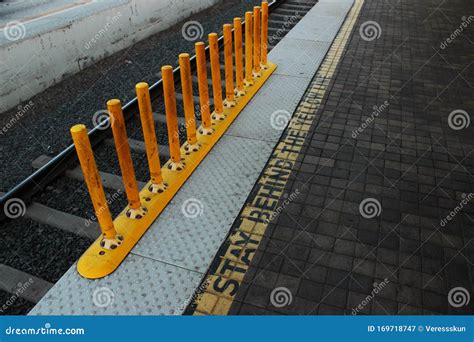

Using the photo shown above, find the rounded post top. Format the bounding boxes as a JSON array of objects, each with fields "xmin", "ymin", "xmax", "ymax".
[{"xmin": 70, "ymin": 124, "xmax": 86, "ymax": 134}]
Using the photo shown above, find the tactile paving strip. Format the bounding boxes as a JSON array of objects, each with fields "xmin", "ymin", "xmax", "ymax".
[
  {"xmin": 287, "ymin": 2, "xmax": 352, "ymax": 43},
  {"xmin": 31, "ymin": 0, "xmax": 354, "ymax": 315},
  {"xmin": 303, "ymin": 2, "xmax": 353, "ymax": 18},
  {"xmin": 30, "ymin": 255, "xmax": 202, "ymax": 315},
  {"xmin": 285, "ymin": 1, "xmax": 352, "ymax": 42},
  {"xmin": 288, "ymin": 19, "xmax": 346, "ymax": 42},
  {"xmin": 226, "ymin": 74, "xmax": 311, "ymax": 142},
  {"xmin": 269, "ymin": 39, "xmax": 332, "ymax": 78},
  {"xmin": 132, "ymin": 136, "xmax": 274, "ymax": 272}
]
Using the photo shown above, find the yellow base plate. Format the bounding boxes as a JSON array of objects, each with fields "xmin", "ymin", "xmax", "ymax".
[{"xmin": 77, "ymin": 62, "xmax": 277, "ymax": 279}]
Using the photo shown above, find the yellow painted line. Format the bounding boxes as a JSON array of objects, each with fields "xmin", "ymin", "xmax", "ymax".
[
  {"xmin": 190, "ymin": 0, "xmax": 365, "ymax": 315},
  {"xmin": 77, "ymin": 62, "xmax": 277, "ymax": 279}
]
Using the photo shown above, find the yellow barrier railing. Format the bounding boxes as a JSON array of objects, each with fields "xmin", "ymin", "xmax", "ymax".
[
  {"xmin": 261, "ymin": 1, "xmax": 269, "ymax": 68},
  {"xmin": 108, "ymin": 99, "xmax": 147, "ymax": 219},
  {"xmin": 72, "ymin": 1, "xmax": 276, "ymax": 279},
  {"xmin": 253, "ymin": 6, "xmax": 262, "ymax": 78},
  {"xmin": 234, "ymin": 17, "xmax": 245, "ymax": 97},
  {"xmin": 209, "ymin": 32, "xmax": 225, "ymax": 121},
  {"xmin": 223, "ymin": 24, "xmax": 236, "ymax": 108},
  {"xmin": 162, "ymin": 65, "xmax": 184, "ymax": 171},
  {"xmin": 244, "ymin": 11, "xmax": 253, "ymax": 87},
  {"xmin": 195, "ymin": 42, "xmax": 214, "ymax": 136},
  {"xmin": 70, "ymin": 124, "xmax": 123, "ymax": 249},
  {"xmin": 179, "ymin": 53, "xmax": 200, "ymax": 154},
  {"xmin": 136, "ymin": 82, "xmax": 167, "ymax": 194}
]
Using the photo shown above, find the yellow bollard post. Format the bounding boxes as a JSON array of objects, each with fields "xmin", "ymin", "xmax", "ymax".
[
  {"xmin": 71, "ymin": 124, "xmax": 123, "ymax": 249},
  {"xmin": 244, "ymin": 11, "xmax": 253, "ymax": 87},
  {"xmin": 136, "ymin": 82, "xmax": 167, "ymax": 194},
  {"xmin": 209, "ymin": 33, "xmax": 225, "ymax": 121},
  {"xmin": 234, "ymin": 17, "xmax": 245, "ymax": 97},
  {"xmin": 253, "ymin": 6, "xmax": 262, "ymax": 78},
  {"xmin": 195, "ymin": 42, "xmax": 214, "ymax": 136},
  {"xmin": 162, "ymin": 65, "xmax": 185, "ymax": 171},
  {"xmin": 108, "ymin": 99, "xmax": 147, "ymax": 219},
  {"xmin": 261, "ymin": 1, "xmax": 269, "ymax": 69},
  {"xmin": 223, "ymin": 24, "xmax": 236, "ymax": 108},
  {"xmin": 179, "ymin": 53, "xmax": 200, "ymax": 154}
]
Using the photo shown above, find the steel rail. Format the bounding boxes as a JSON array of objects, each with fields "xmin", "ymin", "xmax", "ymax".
[{"xmin": 0, "ymin": 0, "xmax": 283, "ymax": 220}]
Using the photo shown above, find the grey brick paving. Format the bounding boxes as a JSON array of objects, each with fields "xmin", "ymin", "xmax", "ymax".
[{"xmin": 229, "ymin": 0, "xmax": 474, "ymax": 315}]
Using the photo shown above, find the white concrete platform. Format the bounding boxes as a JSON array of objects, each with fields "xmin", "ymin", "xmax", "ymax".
[{"xmin": 30, "ymin": 0, "xmax": 354, "ymax": 315}]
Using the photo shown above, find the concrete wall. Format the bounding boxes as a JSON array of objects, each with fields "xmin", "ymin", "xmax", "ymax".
[{"xmin": 0, "ymin": 0, "xmax": 218, "ymax": 113}]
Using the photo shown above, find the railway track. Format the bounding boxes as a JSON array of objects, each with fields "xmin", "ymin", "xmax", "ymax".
[{"xmin": 0, "ymin": 0, "xmax": 319, "ymax": 313}]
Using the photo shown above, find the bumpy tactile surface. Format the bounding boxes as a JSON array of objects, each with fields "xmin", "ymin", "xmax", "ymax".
[{"xmin": 31, "ymin": 255, "xmax": 202, "ymax": 315}]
